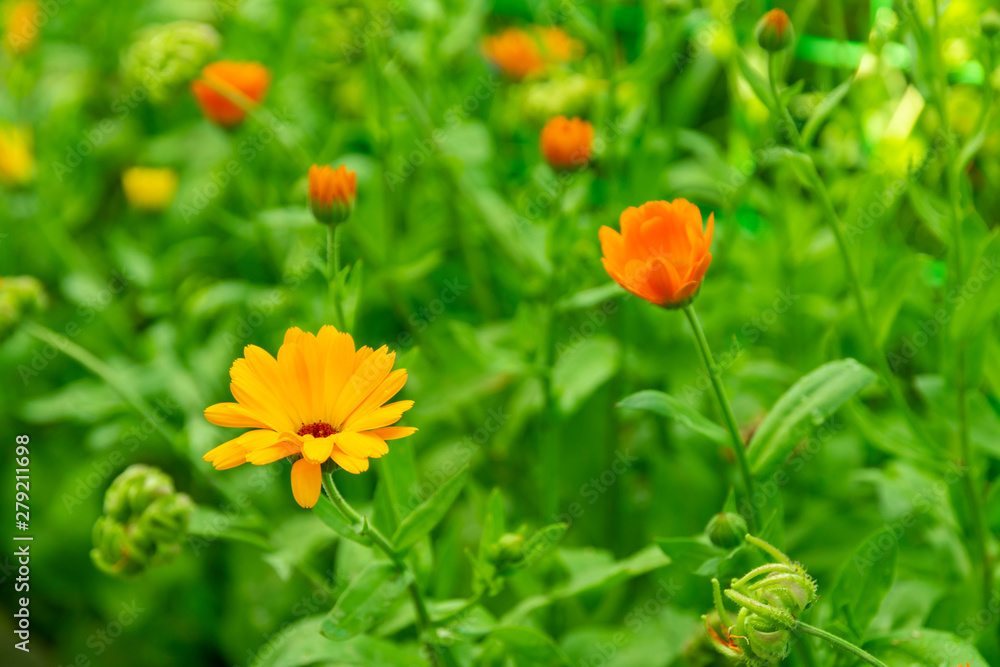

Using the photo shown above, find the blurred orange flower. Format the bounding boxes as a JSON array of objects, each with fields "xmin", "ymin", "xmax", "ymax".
[
  {"xmin": 191, "ymin": 61, "xmax": 270, "ymax": 127},
  {"xmin": 540, "ymin": 116, "xmax": 593, "ymax": 169},
  {"xmin": 599, "ymin": 199, "xmax": 714, "ymax": 308},
  {"xmin": 482, "ymin": 26, "xmax": 581, "ymax": 80},
  {"xmin": 204, "ymin": 326, "xmax": 416, "ymax": 508},
  {"xmin": 309, "ymin": 164, "xmax": 356, "ymax": 225},
  {"xmin": 4, "ymin": 1, "xmax": 39, "ymax": 55}
]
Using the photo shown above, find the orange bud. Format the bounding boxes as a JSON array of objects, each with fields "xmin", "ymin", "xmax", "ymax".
[
  {"xmin": 755, "ymin": 9, "xmax": 794, "ymax": 52},
  {"xmin": 599, "ymin": 199, "xmax": 714, "ymax": 308},
  {"xmin": 540, "ymin": 116, "xmax": 593, "ymax": 170},
  {"xmin": 481, "ymin": 28, "xmax": 546, "ymax": 80},
  {"xmin": 308, "ymin": 164, "xmax": 356, "ymax": 225},
  {"xmin": 191, "ymin": 61, "xmax": 270, "ymax": 127}
]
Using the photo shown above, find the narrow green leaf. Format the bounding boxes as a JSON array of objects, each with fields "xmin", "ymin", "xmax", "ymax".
[
  {"xmin": 864, "ymin": 629, "xmax": 988, "ymax": 666},
  {"xmin": 490, "ymin": 625, "xmax": 571, "ymax": 665},
  {"xmin": 313, "ymin": 496, "xmax": 371, "ymax": 547},
  {"xmin": 748, "ymin": 359, "xmax": 877, "ymax": 477},
  {"xmin": 391, "ymin": 465, "xmax": 470, "ymax": 551},
  {"xmin": 736, "ymin": 51, "xmax": 775, "ymax": 111},
  {"xmin": 321, "ymin": 561, "xmax": 412, "ymax": 641},
  {"xmin": 552, "ymin": 336, "xmax": 620, "ymax": 415},
  {"xmin": 802, "ymin": 76, "xmax": 854, "ymax": 145},
  {"xmin": 617, "ymin": 389, "xmax": 728, "ymax": 444}
]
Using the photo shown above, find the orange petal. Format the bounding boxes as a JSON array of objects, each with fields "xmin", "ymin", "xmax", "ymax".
[
  {"xmin": 246, "ymin": 441, "xmax": 299, "ymax": 465},
  {"xmin": 331, "ymin": 449, "xmax": 370, "ymax": 474},
  {"xmin": 302, "ymin": 435, "xmax": 334, "ymax": 463},
  {"xmin": 205, "ymin": 402, "xmax": 271, "ymax": 429},
  {"xmin": 344, "ymin": 400, "xmax": 414, "ymax": 432},
  {"xmin": 369, "ymin": 426, "xmax": 418, "ymax": 441},
  {"xmin": 335, "ymin": 431, "xmax": 389, "ymax": 458},
  {"xmin": 291, "ymin": 458, "xmax": 322, "ymax": 508}
]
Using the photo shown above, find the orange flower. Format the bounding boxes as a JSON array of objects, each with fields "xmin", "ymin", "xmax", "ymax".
[
  {"xmin": 308, "ymin": 164, "xmax": 356, "ymax": 225},
  {"xmin": 4, "ymin": 1, "xmax": 39, "ymax": 55},
  {"xmin": 203, "ymin": 326, "xmax": 416, "ymax": 508},
  {"xmin": 534, "ymin": 26, "xmax": 581, "ymax": 63},
  {"xmin": 482, "ymin": 28, "xmax": 546, "ymax": 80},
  {"xmin": 191, "ymin": 61, "xmax": 270, "ymax": 127},
  {"xmin": 540, "ymin": 116, "xmax": 593, "ymax": 170},
  {"xmin": 599, "ymin": 199, "xmax": 714, "ymax": 308}
]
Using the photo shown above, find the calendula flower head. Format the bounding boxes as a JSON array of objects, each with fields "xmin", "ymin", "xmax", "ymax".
[
  {"xmin": 122, "ymin": 21, "xmax": 220, "ymax": 103},
  {"xmin": 755, "ymin": 9, "xmax": 794, "ymax": 52},
  {"xmin": 3, "ymin": 1, "xmax": 39, "ymax": 55},
  {"xmin": 0, "ymin": 123, "xmax": 34, "ymax": 188},
  {"xmin": 91, "ymin": 465, "xmax": 193, "ymax": 577},
  {"xmin": 706, "ymin": 536, "xmax": 818, "ymax": 666},
  {"xmin": 309, "ymin": 164, "xmax": 356, "ymax": 225},
  {"xmin": 122, "ymin": 167, "xmax": 179, "ymax": 212},
  {"xmin": 191, "ymin": 60, "xmax": 270, "ymax": 127},
  {"xmin": 540, "ymin": 116, "xmax": 594, "ymax": 170},
  {"xmin": 481, "ymin": 26, "xmax": 581, "ymax": 81},
  {"xmin": 599, "ymin": 199, "xmax": 714, "ymax": 308},
  {"xmin": 204, "ymin": 326, "xmax": 416, "ymax": 508}
]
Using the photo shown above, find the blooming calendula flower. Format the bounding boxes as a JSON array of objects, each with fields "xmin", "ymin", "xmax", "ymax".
[
  {"xmin": 540, "ymin": 116, "xmax": 593, "ymax": 170},
  {"xmin": 203, "ymin": 326, "xmax": 415, "ymax": 508},
  {"xmin": 122, "ymin": 167, "xmax": 178, "ymax": 212},
  {"xmin": 599, "ymin": 199, "xmax": 714, "ymax": 308},
  {"xmin": 4, "ymin": 1, "xmax": 39, "ymax": 55},
  {"xmin": 309, "ymin": 164, "xmax": 356, "ymax": 225},
  {"xmin": 191, "ymin": 60, "xmax": 270, "ymax": 127},
  {"xmin": 481, "ymin": 26, "xmax": 582, "ymax": 80}
]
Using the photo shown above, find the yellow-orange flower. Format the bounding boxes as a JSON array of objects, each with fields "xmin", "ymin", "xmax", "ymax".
[
  {"xmin": 599, "ymin": 199, "xmax": 714, "ymax": 308},
  {"xmin": 191, "ymin": 61, "xmax": 270, "ymax": 127},
  {"xmin": 540, "ymin": 116, "xmax": 593, "ymax": 169},
  {"xmin": 122, "ymin": 167, "xmax": 178, "ymax": 212},
  {"xmin": 481, "ymin": 26, "xmax": 583, "ymax": 80},
  {"xmin": 203, "ymin": 326, "xmax": 416, "ymax": 508},
  {"xmin": 308, "ymin": 164, "xmax": 356, "ymax": 225},
  {"xmin": 4, "ymin": 1, "xmax": 39, "ymax": 55},
  {"xmin": 482, "ymin": 28, "xmax": 546, "ymax": 80},
  {"xmin": 0, "ymin": 124, "xmax": 34, "ymax": 187}
]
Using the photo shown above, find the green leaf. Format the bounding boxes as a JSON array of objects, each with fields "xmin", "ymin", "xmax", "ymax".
[
  {"xmin": 391, "ymin": 465, "xmax": 470, "ymax": 552},
  {"xmin": 258, "ymin": 615, "xmax": 427, "ymax": 667},
  {"xmin": 736, "ymin": 51, "xmax": 775, "ymax": 111},
  {"xmin": 478, "ymin": 488, "xmax": 506, "ymax": 561},
  {"xmin": 321, "ymin": 560, "xmax": 412, "ymax": 641},
  {"xmin": 656, "ymin": 537, "xmax": 727, "ymax": 576},
  {"xmin": 522, "ymin": 523, "xmax": 568, "ymax": 566},
  {"xmin": 490, "ymin": 625, "xmax": 571, "ymax": 665},
  {"xmin": 801, "ymin": 76, "xmax": 854, "ymax": 145},
  {"xmin": 873, "ymin": 255, "xmax": 929, "ymax": 346},
  {"xmin": 826, "ymin": 528, "xmax": 898, "ymax": 641},
  {"xmin": 617, "ymin": 389, "xmax": 728, "ymax": 444},
  {"xmin": 863, "ymin": 629, "xmax": 988, "ymax": 666},
  {"xmin": 313, "ymin": 496, "xmax": 371, "ymax": 547},
  {"xmin": 552, "ymin": 336, "xmax": 621, "ymax": 415},
  {"xmin": 748, "ymin": 359, "xmax": 877, "ymax": 478}
]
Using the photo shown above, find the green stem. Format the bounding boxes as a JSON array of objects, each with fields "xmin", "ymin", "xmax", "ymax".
[
  {"xmin": 681, "ymin": 304, "xmax": 757, "ymax": 533},
  {"xmin": 929, "ymin": 0, "xmax": 992, "ymax": 606},
  {"xmin": 326, "ymin": 225, "xmax": 348, "ymax": 331},
  {"xmin": 320, "ymin": 472, "xmax": 455, "ymax": 667},
  {"xmin": 796, "ymin": 621, "xmax": 888, "ymax": 667},
  {"xmin": 765, "ymin": 53, "xmax": 937, "ymax": 454}
]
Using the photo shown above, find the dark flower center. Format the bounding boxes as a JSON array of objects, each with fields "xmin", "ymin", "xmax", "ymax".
[{"xmin": 297, "ymin": 421, "xmax": 336, "ymax": 438}]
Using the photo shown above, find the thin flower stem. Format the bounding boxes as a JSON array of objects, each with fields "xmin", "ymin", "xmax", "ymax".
[
  {"xmin": 681, "ymin": 304, "xmax": 757, "ymax": 533},
  {"xmin": 929, "ymin": 0, "xmax": 992, "ymax": 606},
  {"xmin": 765, "ymin": 53, "xmax": 937, "ymax": 454},
  {"xmin": 796, "ymin": 621, "xmax": 889, "ymax": 667},
  {"xmin": 326, "ymin": 225, "xmax": 348, "ymax": 331},
  {"xmin": 320, "ymin": 472, "xmax": 455, "ymax": 667}
]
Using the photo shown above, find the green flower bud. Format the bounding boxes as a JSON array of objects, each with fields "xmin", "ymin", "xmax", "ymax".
[
  {"xmin": 91, "ymin": 464, "xmax": 192, "ymax": 577},
  {"xmin": 705, "ymin": 512, "xmax": 748, "ymax": 549},
  {"xmin": 122, "ymin": 21, "xmax": 220, "ymax": 103},
  {"xmin": 0, "ymin": 276, "xmax": 47, "ymax": 343},
  {"xmin": 743, "ymin": 611, "xmax": 793, "ymax": 663},
  {"xmin": 487, "ymin": 533, "xmax": 526, "ymax": 574},
  {"xmin": 983, "ymin": 9, "xmax": 1000, "ymax": 37},
  {"xmin": 755, "ymin": 9, "xmax": 794, "ymax": 52}
]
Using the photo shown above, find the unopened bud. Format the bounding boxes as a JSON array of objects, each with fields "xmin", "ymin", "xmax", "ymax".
[
  {"xmin": 755, "ymin": 9, "xmax": 794, "ymax": 52},
  {"xmin": 487, "ymin": 533, "xmax": 526, "ymax": 574},
  {"xmin": 705, "ymin": 512, "xmax": 747, "ymax": 549}
]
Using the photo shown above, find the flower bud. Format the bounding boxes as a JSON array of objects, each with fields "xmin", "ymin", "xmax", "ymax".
[
  {"xmin": 487, "ymin": 533, "xmax": 526, "ymax": 574},
  {"xmin": 540, "ymin": 116, "xmax": 594, "ymax": 170},
  {"xmin": 91, "ymin": 465, "xmax": 192, "ymax": 577},
  {"xmin": 308, "ymin": 164, "xmax": 357, "ymax": 225},
  {"xmin": 755, "ymin": 9, "xmax": 794, "ymax": 52},
  {"xmin": 705, "ymin": 512, "xmax": 747, "ymax": 549},
  {"xmin": 983, "ymin": 9, "xmax": 1000, "ymax": 37},
  {"xmin": 122, "ymin": 21, "xmax": 221, "ymax": 103},
  {"xmin": 0, "ymin": 276, "xmax": 47, "ymax": 343}
]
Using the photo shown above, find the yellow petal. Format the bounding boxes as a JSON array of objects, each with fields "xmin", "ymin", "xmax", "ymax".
[
  {"xmin": 344, "ymin": 369, "xmax": 408, "ymax": 426},
  {"xmin": 331, "ymin": 449, "xmax": 369, "ymax": 474},
  {"xmin": 369, "ymin": 426, "xmax": 418, "ymax": 441},
  {"xmin": 322, "ymin": 331, "xmax": 356, "ymax": 422},
  {"xmin": 302, "ymin": 435, "xmax": 335, "ymax": 462},
  {"xmin": 291, "ymin": 458, "xmax": 322, "ymax": 508},
  {"xmin": 246, "ymin": 441, "xmax": 299, "ymax": 464},
  {"xmin": 334, "ymin": 431, "xmax": 389, "ymax": 458},
  {"xmin": 244, "ymin": 344, "xmax": 302, "ymax": 427},
  {"xmin": 204, "ymin": 402, "xmax": 270, "ymax": 429},
  {"xmin": 344, "ymin": 400, "xmax": 414, "ymax": 432},
  {"xmin": 332, "ymin": 347, "xmax": 395, "ymax": 426}
]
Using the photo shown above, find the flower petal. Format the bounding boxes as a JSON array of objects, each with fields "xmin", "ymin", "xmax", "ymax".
[
  {"xmin": 204, "ymin": 402, "xmax": 271, "ymax": 429},
  {"xmin": 302, "ymin": 434, "xmax": 334, "ymax": 463},
  {"xmin": 290, "ymin": 458, "xmax": 322, "ymax": 508},
  {"xmin": 331, "ymin": 449, "xmax": 370, "ymax": 474}
]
